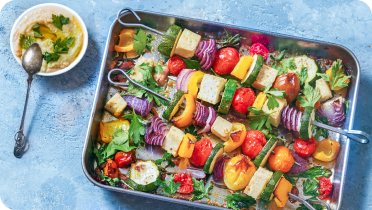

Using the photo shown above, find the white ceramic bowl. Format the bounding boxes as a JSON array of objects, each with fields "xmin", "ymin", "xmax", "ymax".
[{"xmin": 10, "ymin": 3, "xmax": 88, "ymax": 76}]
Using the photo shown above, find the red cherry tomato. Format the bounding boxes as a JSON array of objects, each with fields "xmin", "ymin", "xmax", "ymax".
[
  {"xmin": 168, "ymin": 56, "xmax": 187, "ymax": 75},
  {"xmin": 212, "ymin": 47, "xmax": 240, "ymax": 75},
  {"xmin": 190, "ymin": 138, "xmax": 213, "ymax": 167},
  {"xmin": 318, "ymin": 177, "xmax": 332, "ymax": 199},
  {"xmin": 173, "ymin": 173, "xmax": 194, "ymax": 194},
  {"xmin": 249, "ymin": 43, "xmax": 269, "ymax": 60},
  {"xmin": 242, "ymin": 130, "xmax": 267, "ymax": 159},
  {"xmin": 103, "ymin": 158, "xmax": 119, "ymax": 179},
  {"xmin": 114, "ymin": 150, "xmax": 136, "ymax": 168},
  {"xmin": 294, "ymin": 137, "xmax": 316, "ymax": 157},
  {"xmin": 232, "ymin": 88, "xmax": 256, "ymax": 113}
]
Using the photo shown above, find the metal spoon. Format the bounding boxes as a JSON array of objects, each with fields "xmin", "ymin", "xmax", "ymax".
[{"xmin": 14, "ymin": 43, "xmax": 43, "ymax": 158}]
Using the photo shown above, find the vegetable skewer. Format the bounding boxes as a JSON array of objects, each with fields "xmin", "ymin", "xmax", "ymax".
[{"xmin": 288, "ymin": 193, "xmax": 330, "ymax": 210}]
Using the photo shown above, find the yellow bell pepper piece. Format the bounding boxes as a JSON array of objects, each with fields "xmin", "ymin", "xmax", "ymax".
[
  {"xmin": 224, "ymin": 123, "xmax": 246, "ymax": 153},
  {"xmin": 178, "ymin": 133, "xmax": 197, "ymax": 158},
  {"xmin": 325, "ymin": 68, "xmax": 350, "ymax": 91},
  {"xmin": 274, "ymin": 177, "xmax": 292, "ymax": 208},
  {"xmin": 231, "ymin": 55, "xmax": 254, "ymax": 80},
  {"xmin": 249, "ymin": 92, "xmax": 267, "ymax": 116},
  {"xmin": 173, "ymin": 94, "xmax": 196, "ymax": 128},
  {"xmin": 313, "ymin": 139, "xmax": 340, "ymax": 162},
  {"xmin": 114, "ymin": 29, "xmax": 136, "ymax": 52},
  {"xmin": 100, "ymin": 120, "xmax": 130, "ymax": 143},
  {"xmin": 188, "ymin": 71, "xmax": 205, "ymax": 99},
  {"xmin": 224, "ymin": 154, "xmax": 256, "ymax": 191}
]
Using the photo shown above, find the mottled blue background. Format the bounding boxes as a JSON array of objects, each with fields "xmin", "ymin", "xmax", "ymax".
[{"xmin": 0, "ymin": 0, "xmax": 371, "ymax": 209}]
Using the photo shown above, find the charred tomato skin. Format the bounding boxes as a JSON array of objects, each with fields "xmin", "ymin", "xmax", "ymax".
[
  {"xmin": 242, "ymin": 130, "xmax": 267, "ymax": 159},
  {"xmin": 114, "ymin": 150, "xmax": 136, "ymax": 168},
  {"xmin": 318, "ymin": 177, "xmax": 332, "ymax": 199},
  {"xmin": 173, "ymin": 173, "xmax": 194, "ymax": 193},
  {"xmin": 212, "ymin": 47, "xmax": 240, "ymax": 75},
  {"xmin": 190, "ymin": 138, "xmax": 213, "ymax": 167}
]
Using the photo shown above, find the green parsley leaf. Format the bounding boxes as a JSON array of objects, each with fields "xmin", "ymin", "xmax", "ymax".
[
  {"xmin": 289, "ymin": 166, "xmax": 332, "ymax": 178},
  {"xmin": 274, "ymin": 57, "xmax": 297, "ymax": 75},
  {"xmin": 184, "ymin": 124, "xmax": 201, "ymax": 141},
  {"xmin": 158, "ymin": 174, "xmax": 181, "ymax": 195},
  {"xmin": 133, "ymin": 29, "xmax": 148, "ymax": 54},
  {"xmin": 303, "ymin": 176, "xmax": 320, "ymax": 196},
  {"xmin": 53, "ymin": 37, "xmax": 75, "ymax": 53},
  {"xmin": 284, "ymin": 174, "xmax": 297, "ymax": 186},
  {"xmin": 154, "ymin": 65, "xmax": 163, "ymax": 73},
  {"xmin": 123, "ymin": 108, "xmax": 147, "ymax": 145},
  {"xmin": 226, "ymin": 191, "xmax": 256, "ymax": 210},
  {"xmin": 314, "ymin": 115, "xmax": 330, "ymax": 140},
  {"xmin": 247, "ymin": 106, "xmax": 276, "ymax": 131},
  {"xmin": 52, "ymin": 14, "xmax": 70, "ymax": 31},
  {"xmin": 317, "ymin": 59, "xmax": 351, "ymax": 90},
  {"xmin": 19, "ymin": 34, "xmax": 35, "ymax": 49},
  {"xmin": 93, "ymin": 143, "xmax": 107, "ymax": 165},
  {"xmin": 32, "ymin": 23, "xmax": 43, "ymax": 38},
  {"xmin": 271, "ymin": 49, "xmax": 286, "ymax": 61},
  {"xmin": 98, "ymin": 174, "xmax": 120, "ymax": 186},
  {"xmin": 155, "ymin": 152, "xmax": 175, "ymax": 167},
  {"xmin": 345, "ymin": 100, "xmax": 350, "ymax": 115},
  {"xmin": 43, "ymin": 52, "xmax": 60, "ymax": 64},
  {"xmin": 101, "ymin": 129, "xmax": 136, "ymax": 159},
  {"xmin": 298, "ymin": 66, "xmax": 308, "ymax": 86},
  {"xmin": 262, "ymin": 82, "xmax": 287, "ymax": 110},
  {"xmin": 297, "ymin": 83, "xmax": 321, "ymax": 108},
  {"xmin": 190, "ymin": 178, "xmax": 213, "ymax": 201}
]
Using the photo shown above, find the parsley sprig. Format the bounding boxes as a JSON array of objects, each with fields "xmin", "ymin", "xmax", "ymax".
[
  {"xmin": 226, "ymin": 191, "xmax": 256, "ymax": 210},
  {"xmin": 298, "ymin": 66, "xmax": 308, "ymax": 86},
  {"xmin": 32, "ymin": 23, "xmax": 43, "ymax": 38},
  {"xmin": 19, "ymin": 34, "xmax": 35, "ymax": 49},
  {"xmin": 190, "ymin": 178, "xmax": 213, "ymax": 201},
  {"xmin": 314, "ymin": 115, "xmax": 330, "ymax": 140},
  {"xmin": 133, "ymin": 29, "xmax": 155, "ymax": 54},
  {"xmin": 185, "ymin": 124, "xmax": 201, "ymax": 141},
  {"xmin": 297, "ymin": 83, "xmax": 321, "ymax": 108},
  {"xmin": 317, "ymin": 59, "xmax": 351, "ymax": 90},
  {"xmin": 247, "ymin": 107, "xmax": 276, "ymax": 131},
  {"xmin": 155, "ymin": 152, "xmax": 175, "ymax": 167},
  {"xmin": 270, "ymin": 49, "xmax": 286, "ymax": 61},
  {"xmin": 53, "ymin": 37, "xmax": 75, "ymax": 53},
  {"xmin": 98, "ymin": 174, "xmax": 122, "ymax": 186},
  {"xmin": 262, "ymin": 82, "xmax": 287, "ymax": 110},
  {"xmin": 155, "ymin": 174, "xmax": 181, "ymax": 196},
  {"xmin": 272, "ymin": 57, "xmax": 297, "ymax": 75},
  {"xmin": 123, "ymin": 108, "xmax": 149, "ymax": 145},
  {"xmin": 52, "ymin": 14, "xmax": 70, "ymax": 31}
]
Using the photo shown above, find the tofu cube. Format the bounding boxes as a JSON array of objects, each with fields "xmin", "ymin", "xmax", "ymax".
[
  {"xmin": 252, "ymin": 65, "xmax": 279, "ymax": 90},
  {"xmin": 316, "ymin": 78, "xmax": 333, "ymax": 102},
  {"xmin": 262, "ymin": 97, "xmax": 287, "ymax": 127},
  {"xmin": 162, "ymin": 126, "xmax": 185, "ymax": 157},
  {"xmin": 197, "ymin": 74, "xmax": 227, "ymax": 104},
  {"xmin": 174, "ymin": 29, "xmax": 201, "ymax": 59},
  {"xmin": 211, "ymin": 116, "xmax": 233, "ymax": 141},
  {"xmin": 104, "ymin": 93, "xmax": 127, "ymax": 117},
  {"xmin": 244, "ymin": 167, "xmax": 273, "ymax": 199}
]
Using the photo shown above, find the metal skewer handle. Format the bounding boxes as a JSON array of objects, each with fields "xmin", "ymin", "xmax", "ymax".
[
  {"xmin": 311, "ymin": 120, "xmax": 370, "ymax": 144},
  {"xmin": 288, "ymin": 193, "xmax": 330, "ymax": 210}
]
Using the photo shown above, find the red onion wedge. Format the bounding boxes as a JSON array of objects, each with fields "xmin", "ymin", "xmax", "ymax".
[
  {"xmin": 176, "ymin": 69, "xmax": 191, "ymax": 90},
  {"xmin": 180, "ymin": 70, "xmax": 196, "ymax": 92},
  {"xmin": 195, "ymin": 39, "xmax": 217, "ymax": 70},
  {"xmin": 144, "ymin": 116, "xmax": 169, "ymax": 146},
  {"xmin": 316, "ymin": 96, "xmax": 345, "ymax": 127},
  {"xmin": 197, "ymin": 107, "xmax": 217, "ymax": 134},
  {"xmin": 122, "ymin": 95, "xmax": 153, "ymax": 118},
  {"xmin": 281, "ymin": 106, "xmax": 302, "ymax": 133},
  {"xmin": 287, "ymin": 151, "xmax": 309, "ymax": 174},
  {"xmin": 194, "ymin": 102, "xmax": 209, "ymax": 128},
  {"xmin": 213, "ymin": 155, "xmax": 230, "ymax": 181}
]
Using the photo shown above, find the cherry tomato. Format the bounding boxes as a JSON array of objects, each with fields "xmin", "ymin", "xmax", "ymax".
[
  {"xmin": 212, "ymin": 47, "xmax": 240, "ymax": 75},
  {"xmin": 168, "ymin": 56, "xmax": 187, "ymax": 75},
  {"xmin": 294, "ymin": 137, "xmax": 317, "ymax": 157},
  {"xmin": 190, "ymin": 138, "xmax": 213, "ymax": 167},
  {"xmin": 232, "ymin": 88, "xmax": 256, "ymax": 113},
  {"xmin": 114, "ymin": 150, "xmax": 136, "ymax": 168},
  {"xmin": 103, "ymin": 158, "xmax": 119, "ymax": 179},
  {"xmin": 296, "ymin": 96, "xmax": 320, "ymax": 112},
  {"xmin": 242, "ymin": 130, "xmax": 267, "ymax": 159},
  {"xmin": 249, "ymin": 43, "xmax": 269, "ymax": 60},
  {"xmin": 318, "ymin": 177, "xmax": 332, "ymax": 199},
  {"xmin": 268, "ymin": 146, "xmax": 295, "ymax": 173},
  {"xmin": 173, "ymin": 173, "xmax": 193, "ymax": 194}
]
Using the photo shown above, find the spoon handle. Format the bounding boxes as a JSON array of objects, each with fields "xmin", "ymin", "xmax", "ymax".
[{"xmin": 14, "ymin": 74, "xmax": 33, "ymax": 158}]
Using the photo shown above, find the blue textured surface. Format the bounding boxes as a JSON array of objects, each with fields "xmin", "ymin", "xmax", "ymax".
[{"xmin": 0, "ymin": 0, "xmax": 371, "ymax": 209}]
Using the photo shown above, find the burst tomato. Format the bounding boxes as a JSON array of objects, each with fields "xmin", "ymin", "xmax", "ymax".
[
  {"xmin": 103, "ymin": 158, "xmax": 119, "ymax": 179},
  {"xmin": 249, "ymin": 43, "xmax": 269, "ymax": 60},
  {"xmin": 294, "ymin": 137, "xmax": 317, "ymax": 157},
  {"xmin": 242, "ymin": 130, "xmax": 267, "ymax": 159},
  {"xmin": 173, "ymin": 173, "xmax": 193, "ymax": 194},
  {"xmin": 212, "ymin": 47, "xmax": 240, "ymax": 75},
  {"xmin": 318, "ymin": 177, "xmax": 332, "ymax": 199},
  {"xmin": 232, "ymin": 88, "xmax": 256, "ymax": 113},
  {"xmin": 168, "ymin": 56, "xmax": 187, "ymax": 75},
  {"xmin": 190, "ymin": 138, "xmax": 213, "ymax": 167},
  {"xmin": 114, "ymin": 150, "xmax": 136, "ymax": 168}
]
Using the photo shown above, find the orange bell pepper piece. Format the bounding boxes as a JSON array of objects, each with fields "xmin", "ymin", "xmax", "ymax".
[
  {"xmin": 173, "ymin": 94, "xmax": 196, "ymax": 128},
  {"xmin": 313, "ymin": 139, "xmax": 340, "ymax": 162},
  {"xmin": 188, "ymin": 71, "xmax": 205, "ymax": 99},
  {"xmin": 103, "ymin": 158, "xmax": 119, "ymax": 179},
  {"xmin": 224, "ymin": 123, "xmax": 246, "ymax": 153},
  {"xmin": 114, "ymin": 29, "xmax": 136, "ymax": 52},
  {"xmin": 178, "ymin": 133, "xmax": 197, "ymax": 158},
  {"xmin": 274, "ymin": 177, "xmax": 292, "ymax": 207}
]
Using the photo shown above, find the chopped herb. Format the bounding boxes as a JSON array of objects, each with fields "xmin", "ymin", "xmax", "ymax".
[
  {"xmin": 314, "ymin": 115, "xmax": 330, "ymax": 140},
  {"xmin": 297, "ymin": 83, "xmax": 321, "ymax": 108},
  {"xmin": 155, "ymin": 174, "xmax": 181, "ymax": 195},
  {"xmin": 98, "ymin": 174, "xmax": 121, "ymax": 186},
  {"xmin": 217, "ymin": 28, "xmax": 245, "ymax": 48},
  {"xmin": 155, "ymin": 152, "xmax": 175, "ymax": 167},
  {"xmin": 123, "ymin": 108, "xmax": 148, "ymax": 145},
  {"xmin": 52, "ymin": 14, "xmax": 70, "ymax": 31},
  {"xmin": 271, "ymin": 50, "xmax": 286, "ymax": 61},
  {"xmin": 184, "ymin": 124, "xmax": 201, "ymax": 141},
  {"xmin": 19, "ymin": 34, "xmax": 35, "ymax": 49},
  {"xmin": 273, "ymin": 57, "xmax": 297, "ymax": 75},
  {"xmin": 303, "ymin": 176, "xmax": 320, "ymax": 196},
  {"xmin": 262, "ymin": 82, "xmax": 287, "ymax": 110},
  {"xmin": 345, "ymin": 100, "xmax": 350, "ymax": 115},
  {"xmin": 101, "ymin": 129, "xmax": 136, "ymax": 160},
  {"xmin": 247, "ymin": 106, "xmax": 276, "ymax": 131},
  {"xmin": 154, "ymin": 65, "xmax": 163, "ymax": 73},
  {"xmin": 298, "ymin": 66, "xmax": 308, "ymax": 86},
  {"xmin": 289, "ymin": 166, "xmax": 332, "ymax": 178},
  {"xmin": 32, "ymin": 23, "xmax": 43, "ymax": 38},
  {"xmin": 226, "ymin": 191, "xmax": 256, "ymax": 210},
  {"xmin": 190, "ymin": 178, "xmax": 213, "ymax": 201},
  {"xmin": 133, "ymin": 29, "xmax": 154, "ymax": 55},
  {"xmin": 53, "ymin": 37, "xmax": 75, "ymax": 53},
  {"xmin": 43, "ymin": 52, "xmax": 60, "ymax": 64},
  {"xmin": 317, "ymin": 59, "xmax": 351, "ymax": 90}
]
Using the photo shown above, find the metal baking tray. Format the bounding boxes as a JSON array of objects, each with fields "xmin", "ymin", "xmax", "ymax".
[{"xmin": 82, "ymin": 9, "xmax": 360, "ymax": 210}]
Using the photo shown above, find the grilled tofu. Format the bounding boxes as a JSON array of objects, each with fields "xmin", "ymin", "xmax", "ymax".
[
  {"xmin": 104, "ymin": 93, "xmax": 127, "ymax": 117},
  {"xmin": 174, "ymin": 29, "xmax": 201, "ymax": 59},
  {"xmin": 262, "ymin": 97, "xmax": 287, "ymax": 127},
  {"xmin": 163, "ymin": 126, "xmax": 185, "ymax": 157},
  {"xmin": 244, "ymin": 167, "xmax": 273, "ymax": 199},
  {"xmin": 197, "ymin": 74, "xmax": 227, "ymax": 104},
  {"xmin": 211, "ymin": 116, "xmax": 233, "ymax": 141},
  {"xmin": 252, "ymin": 65, "xmax": 279, "ymax": 90},
  {"xmin": 316, "ymin": 78, "xmax": 333, "ymax": 102}
]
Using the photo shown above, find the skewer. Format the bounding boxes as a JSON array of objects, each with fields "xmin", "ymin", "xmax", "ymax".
[{"xmin": 288, "ymin": 193, "xmax": 330, "ymax": 210}]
